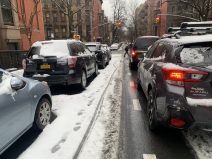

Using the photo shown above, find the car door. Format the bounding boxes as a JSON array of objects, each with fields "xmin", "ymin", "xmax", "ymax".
[
  {"xmin": 84, "ymin": 44, "xmax": 96, "ymax": 75},
  {"xmin": 0, "ymin": 72, "xmax": 32, "ymax": 151},
  {"xmin": 141, "ymin": 42, "xmax": 165, "ymax": 94}
]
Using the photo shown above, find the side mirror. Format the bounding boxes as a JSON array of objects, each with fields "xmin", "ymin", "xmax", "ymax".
[{"xmin": 10, "ymin": 77, "xmax": 25, "ymax": 91}]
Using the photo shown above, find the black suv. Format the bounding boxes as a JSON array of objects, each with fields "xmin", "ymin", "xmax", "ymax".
[
  {"xmin": 85, "ymin": 42, "xmax": 109, "ymax": 69},
  {"xmin": 137, "ymin": 34, "xmax": 212, "ymax": 131},
  {"xmin": 130, "ymin": 36, "xmax": 159, "ymax": 69},
  {"xmin": 23, "ymin": 40, "xmax": 98, "ymax": 89}
]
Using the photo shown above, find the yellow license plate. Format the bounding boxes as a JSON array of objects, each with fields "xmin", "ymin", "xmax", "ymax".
[{"xmin": 40, "ymin": 64, "xmax": 51, "ymax": 69}]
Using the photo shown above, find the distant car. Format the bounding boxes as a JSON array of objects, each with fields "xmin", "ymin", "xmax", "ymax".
[
  {"xmin": 137, "ymin": 34, "xmax": 212, "ymax": 131},
  {"xmin": 110, "ymin": 43, "xmax": 119, "ymax": 51},
  {"xmin": 85, "ymin": 42, "xmax": 109, "ymax": 69},
  {"xmin": 102, "ymin": 44, "xmax": 112, "ymax": 60},
  {"xmin": 0, "ymin": 68, "xmax": 52, "ymax": 155},
  {"xmin": 130, "ymin": 36, "xmax": 159, "ymax": 69},
  {"xmin": 23, "ymin": 40, "xmax": 98, "ymax": 89}
]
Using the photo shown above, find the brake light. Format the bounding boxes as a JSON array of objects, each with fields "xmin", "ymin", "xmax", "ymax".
[
  {"xmin": 68, "ymin": 56, "xmax": 77, "ymax": 68},
  {"xmin": 22, "ymin": 59, "xmax": 26, "ymax": 70},
  {"xmin": 131, "ymin": 51, "xmax": 136, "ymax": 57},
  {"xmin": 162, "ymin": 67, "xmax": 208, "ymax": 86}
]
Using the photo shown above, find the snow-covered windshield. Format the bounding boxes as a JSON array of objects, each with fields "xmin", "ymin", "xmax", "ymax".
[
  {"xmin": 180, "ymin": 46, "xmax": 212, "ymax": 65},
  {"xmin": 86, "ymin": 45, "xmax": 97, "ymax": 52},
  {"xmin": 29, "ymin": 42, "xmax": 70, "ymax": 58}
]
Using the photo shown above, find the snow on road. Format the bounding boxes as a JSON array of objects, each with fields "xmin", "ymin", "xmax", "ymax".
[
  {"xmin": 184, "ymin": 129, "xmax": 212, "ymax": 159},
  {"xmin": 12, "ymin": 54, "xmax": 122, "ymax": 159}
]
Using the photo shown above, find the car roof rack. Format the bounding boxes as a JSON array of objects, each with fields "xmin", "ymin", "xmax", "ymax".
[{"xmin": 181, "ymin": 21, "xmax": 212, "ymax": 29}]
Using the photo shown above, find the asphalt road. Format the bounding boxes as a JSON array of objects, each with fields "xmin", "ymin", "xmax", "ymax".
[{"xmin": 119, "ymin": 56, "xmax": 196, "ymax": 159}]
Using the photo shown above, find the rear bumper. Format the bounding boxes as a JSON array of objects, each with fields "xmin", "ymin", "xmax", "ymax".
[
  {"xmin": 25, "ymin": 73, "xmax": 81, "ymax": 86},
  {"xmin": 158, "ymin": 93, "xmax": 212, "ymax": 129}
]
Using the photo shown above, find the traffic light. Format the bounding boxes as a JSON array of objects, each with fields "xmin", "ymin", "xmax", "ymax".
[{"xmin": 155, "ymin": 16, "xmax": 160, "ymax": 24}]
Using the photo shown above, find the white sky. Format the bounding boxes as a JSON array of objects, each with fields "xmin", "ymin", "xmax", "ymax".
[{"xmin": 102, "ymin": 0, "xmax": 145, "ymax": 20}]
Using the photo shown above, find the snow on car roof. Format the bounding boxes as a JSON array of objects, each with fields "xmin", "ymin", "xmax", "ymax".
[
  {"xmin": 85, "ymin": 42, "xmax": 101, "ymax": 45},
  {"xmin": 32, "ymin": 39, "xmax": 80, "ymax": 47},
  {"xmin": 163, "ymin": 34, "xmax": 212, "ymax": 45}
]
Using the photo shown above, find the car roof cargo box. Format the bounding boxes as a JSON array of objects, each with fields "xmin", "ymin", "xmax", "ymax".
[
  {"xmin": 168, "ymin": 27, "xmax": 181, "ymax": 33},
  {"xmin": 181, "ymin": 21, "xmax": 212, "ymax": 29}
]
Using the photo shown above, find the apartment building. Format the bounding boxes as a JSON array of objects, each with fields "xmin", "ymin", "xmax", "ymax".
[{"xmin": 0, "ymin": 0, "xmax": 21, "ymax": 50}]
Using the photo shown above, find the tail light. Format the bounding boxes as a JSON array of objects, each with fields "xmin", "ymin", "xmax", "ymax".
[
  {"xmin": 22, "ymin": 59, "xmax": 26, "ymax": 70},
  {"xmin": 131, "ymin": 50, "xmax": 136, "ymax": 57},
  {"xmin": 170, "ymin": 118, "xmax": 186, "ymax": 128},
  {"xmin": 68, "ymin": 56, "xmax": 77, "ymax": 68},
  {"xmin": 162, "ymin": 67, "xmax": 208, "ymax": 86}
]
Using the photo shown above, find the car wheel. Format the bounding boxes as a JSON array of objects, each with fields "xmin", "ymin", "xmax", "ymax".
[
  {"xmin": 147, "ymin": 90, "xmax": 158, "ymax": 131},
  {"xmin": 80, "ymin": 70, "xmax": 87, "ymax": 89},
  {"xmin": 94, "ymin": 64, "xmax": 99, "ymax": 77},
  {"xmin": 102, "ymin": 61, "xmax": 106, "ymax": 69},
  {"xmin": 34, "ymin": 98, "xmax": 51, "ymax": 131}
]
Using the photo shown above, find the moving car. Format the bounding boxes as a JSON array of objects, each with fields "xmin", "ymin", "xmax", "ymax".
[
  {"xmin": 0, "ymin": 68, "xmax": 52, "ymax": 154},
  {"xmin": 130, "ymin": 36, "xmax": 159, "ymax": 70},
  {"xmin": 137, "ymin": 34, "xmax": 212, "ymax": 131},
  {"xmin": 110, "ymin": 43, "xmax": 119, "ymax": 51},
  {"xmin": 23, "ymin": 40, "xmax": 98, "ymax": 89},
  {"xmin": 85, "ymin": 42, "xmax": 109, "ymax": 69}
]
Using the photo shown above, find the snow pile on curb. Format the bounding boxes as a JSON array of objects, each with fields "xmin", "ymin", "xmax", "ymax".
[{"xmin": 78, "ymin": 57, "xmax": 123, "ymax": 159}]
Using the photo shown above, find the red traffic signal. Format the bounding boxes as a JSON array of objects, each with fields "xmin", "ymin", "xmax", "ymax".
[{"xmin": 155, "ymin": 16, "xmax": 160, "ymax": 24}]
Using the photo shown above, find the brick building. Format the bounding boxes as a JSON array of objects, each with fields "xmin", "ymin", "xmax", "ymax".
[
  {"xmin": 0, "ymin": 0, "xmax": 21, "ymax": 50},
  {"xmin": 17, "ymin": 0, "xmax": 45, "ymax": 50}
]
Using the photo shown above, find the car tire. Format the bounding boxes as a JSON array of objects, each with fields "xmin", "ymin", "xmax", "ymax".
[
  {"xmin": 80, "ymin": 70, "xmax": 87, "ymax": 90},
  {"xmin": 33, "ymin": 98, "xmax": 51, "ymax": 131},
  {"xmin": 102, "ymin": 61, "xmax": 106, "ymax": 69},
  {"xmin": 147, "ymin": 90, "xmax": 158, "ymax": 131},
  {"xmin": 94, "ymin": 64, "xmax": 99, "ymax": 77}
]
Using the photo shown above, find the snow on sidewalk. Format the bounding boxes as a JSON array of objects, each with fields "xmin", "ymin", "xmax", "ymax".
[
  {"xmin": 12, "ymin": 54, "xmax": 122, "ymax": 159},
  {"xmin": 78, "ymin": 55, "xmax": 123, "ymax": 159}
]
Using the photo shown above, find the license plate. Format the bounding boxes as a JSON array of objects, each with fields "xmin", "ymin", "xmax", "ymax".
[{"xmin": 40, "ymin": 64, "xmax": 51, "ymax": 69}]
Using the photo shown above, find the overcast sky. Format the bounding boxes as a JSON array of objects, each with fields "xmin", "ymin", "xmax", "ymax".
[{"xmin": 102, "ymin": 0, "xmax": 145, "ymax": 20}]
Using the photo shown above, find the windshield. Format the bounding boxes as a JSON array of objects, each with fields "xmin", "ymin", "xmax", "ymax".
[
  {"xmin": 135, "ymin": 37, "xmax": 159, "ymax": 50},
  {"xmin": 29, "ymin": 42, "xmax": 70, "ymax": 58},
  {"xmin": 86, "ymin": 45, "xmax": 97, "ymax": 52},
  {"xmin": 180, "ymin": 44, "xmax": 212, "ymax": 65}
]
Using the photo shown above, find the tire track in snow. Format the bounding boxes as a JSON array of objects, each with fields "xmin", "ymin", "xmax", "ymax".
[{"xmin": 73, "ymin": 63, "xmax": 119, "ymax": 159}]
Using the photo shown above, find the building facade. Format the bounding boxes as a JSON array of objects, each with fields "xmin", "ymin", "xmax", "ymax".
[{"xmin": 0, "ymin": 0, "xmax": 21, "ymax": 50}]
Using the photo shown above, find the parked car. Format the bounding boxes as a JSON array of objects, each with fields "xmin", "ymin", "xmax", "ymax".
[
  {"xmin": 110, "ymin": 43, "xmax": 119, "ymax": 51},
  {"xmin": 85, "ymin": 42, "xmax": 109, "ymax": 69},
  {"xmin": 130, "ymin": 36, "xmax": 159, "ymax": 70},
  {"xmin": 23, "ymin": 40, "xmax": 98, "ymax": 89},
  {"xmin": 137, "ymin": 34, "xmax": 212, "ymax": 131},
  {"xmin": 102, "ymin": 44, "xmax": 112, "ymax": 60},
  {"xmin": 0, "ymin": 68, "xmax": 52, "ymax": 154}
]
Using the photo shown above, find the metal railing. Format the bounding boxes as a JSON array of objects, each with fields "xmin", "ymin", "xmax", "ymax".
[{"xmin": 0, "ymin": 50, "xmax": 28, "ymax": 69}]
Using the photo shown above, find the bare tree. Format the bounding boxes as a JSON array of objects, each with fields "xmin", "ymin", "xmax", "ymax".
[
  {"xmin": 112, "ymin": 0, "xmax": 126, "ymax": 43},
  {"xmin": 8, "ymin": 0, "xmax": 41, "ymax": 47},
  {"xmin": 127, "ymin": 0, "xmax": 140, "ymax": 40},
  {"xmin": 51, "ymin": 0, "xmax": 87, "ymax": 38},
  {"xmin": 179, "ymin": 0, "xmax": 212, "ymax": 21}
]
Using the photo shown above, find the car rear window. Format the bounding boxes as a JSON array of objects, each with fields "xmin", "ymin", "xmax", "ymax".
[
  {"xmin": 135, "ymin": 37, "xmax": 159, "ymax": 50},
  {"xmin": 180, "ymin": 43, "xmax": 212, "ymax": 65},
  {"xmin": 86, "ymin": 45, "xmax": 97, "ymax": 52},
  {"xmin": 29, "ymin": 42, "xmax": 70, "ymax": 58}
]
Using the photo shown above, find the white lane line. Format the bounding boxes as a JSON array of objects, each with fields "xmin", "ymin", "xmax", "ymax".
[
  {"xmin": 132, "ymin": 99, "xmax": 142, "ymax": 111},
  {"xmin": 143, "ymin": 154, "xmax": 157, "ymax": 159}
]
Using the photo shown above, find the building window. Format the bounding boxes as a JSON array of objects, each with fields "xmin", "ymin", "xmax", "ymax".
[
  {"xmin": 1, "ymin": 0, "xmax": 14, "ymax": 25},
  {"xmin": 7, "ymin": 43, "xmax": 18, "ymax": 50}
]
